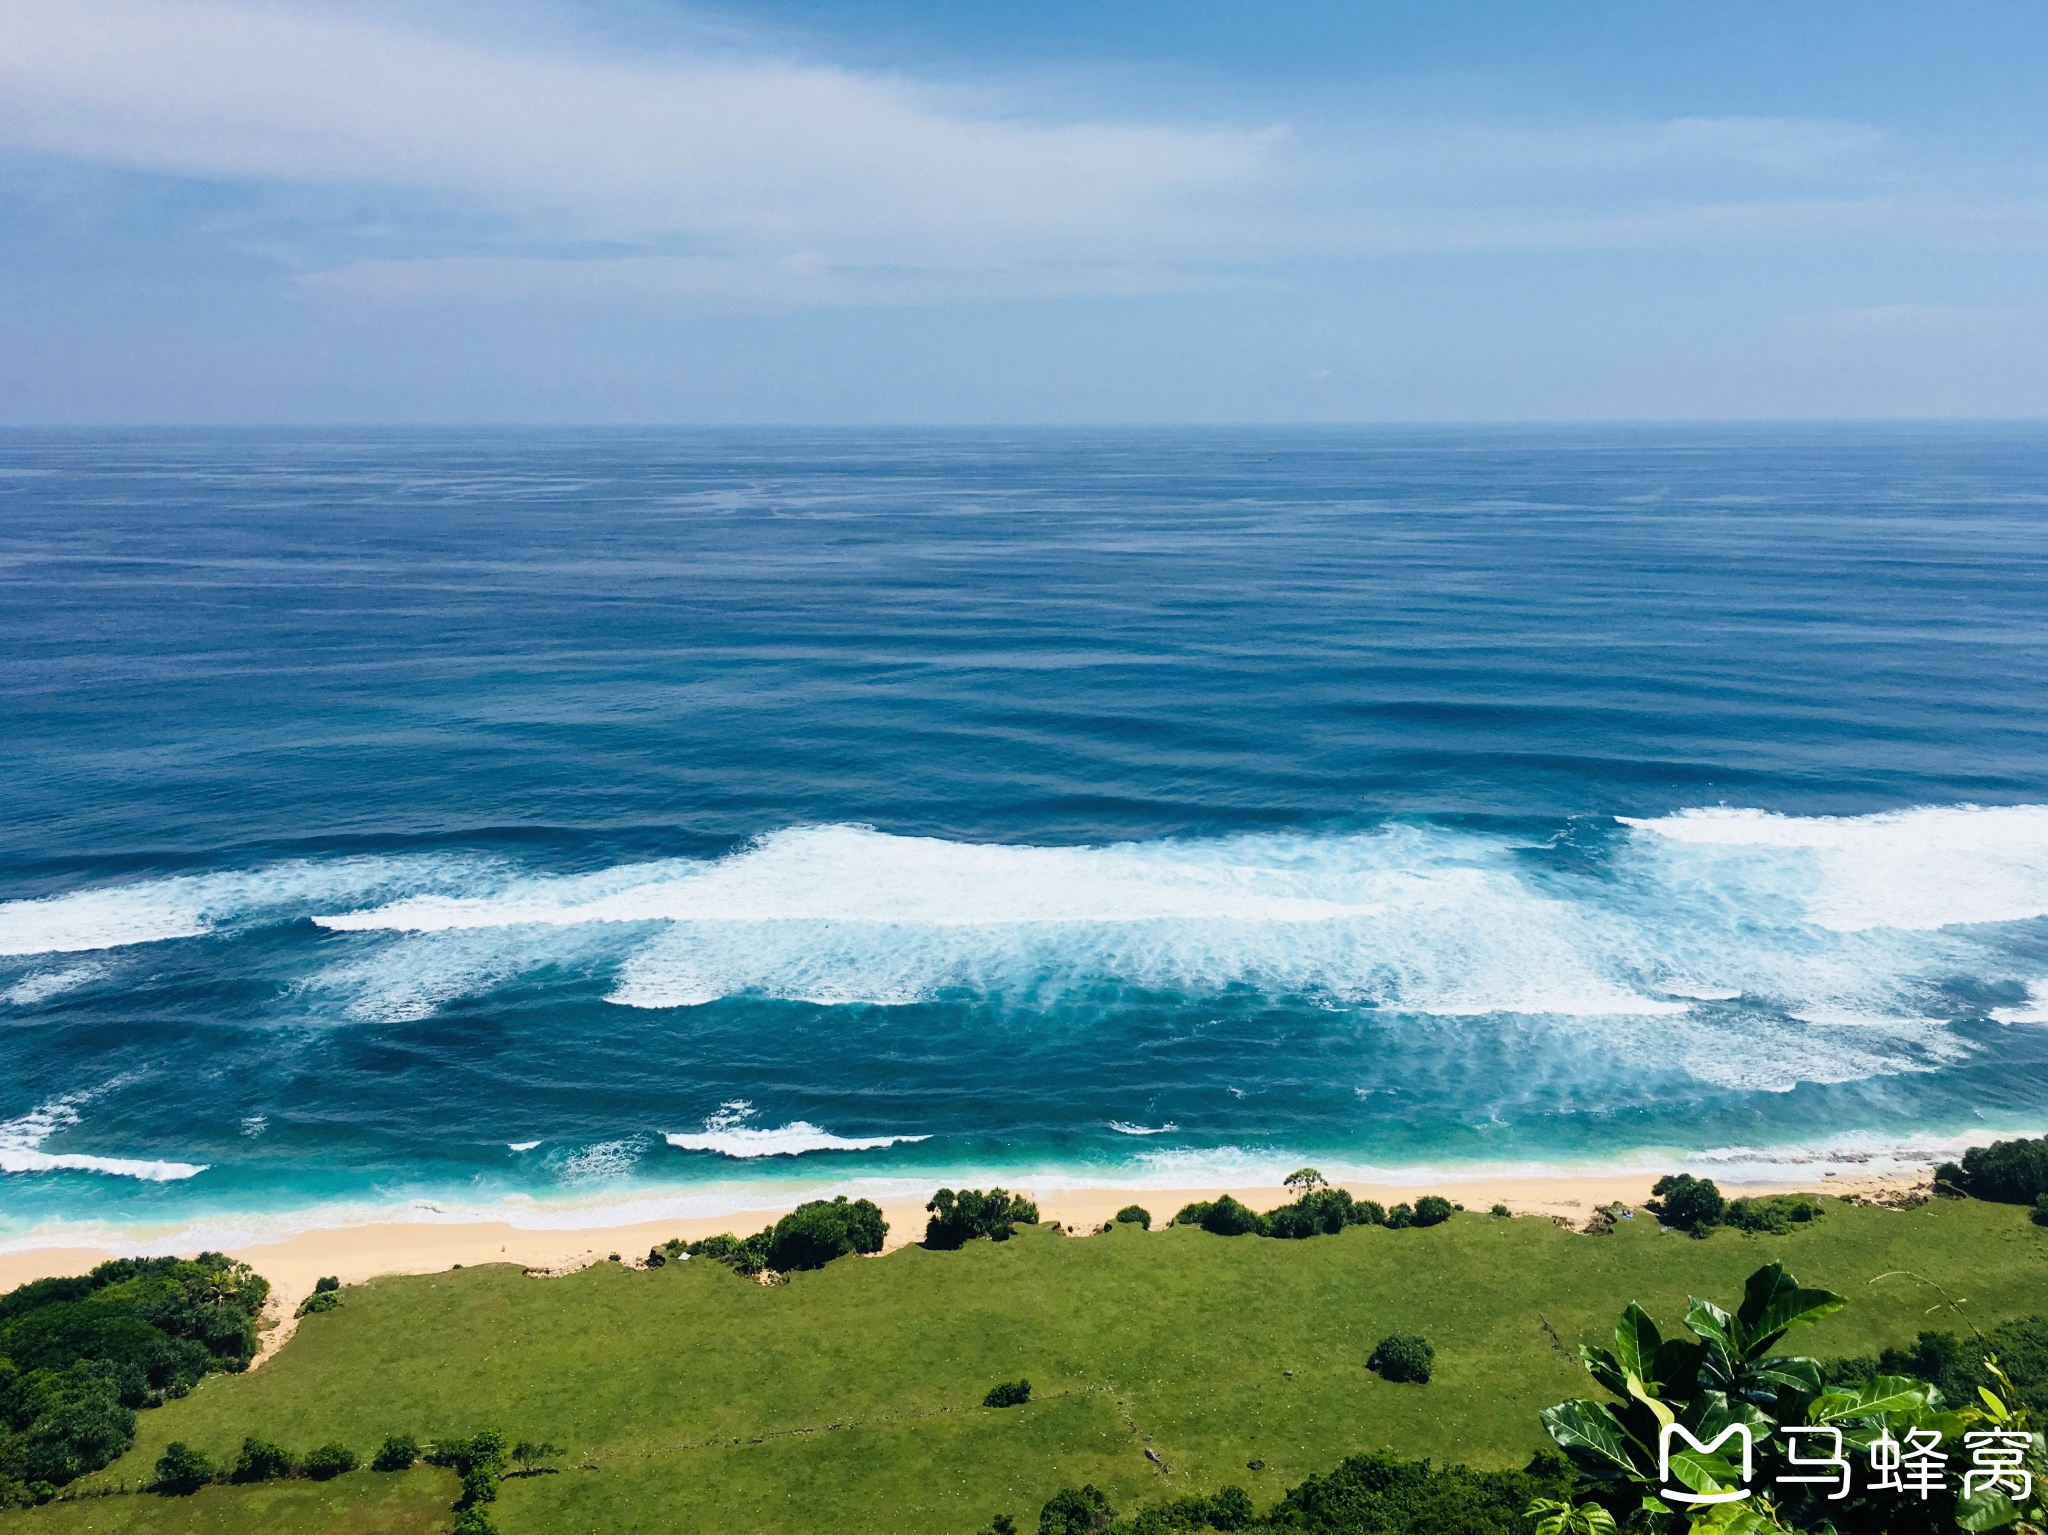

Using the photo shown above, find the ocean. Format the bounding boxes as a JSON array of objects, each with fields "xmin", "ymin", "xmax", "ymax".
[{"xmin": 3, "ymin": 425, "xmax": 2046, "ymax": 1250}]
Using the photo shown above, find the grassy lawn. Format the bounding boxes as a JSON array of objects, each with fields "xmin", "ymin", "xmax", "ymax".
[{"xmin": 9, "ymin": 1197, "xmax": 2045, "ymax": 1534}]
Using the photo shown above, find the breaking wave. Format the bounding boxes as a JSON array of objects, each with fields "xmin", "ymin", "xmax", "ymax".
[
  {"xmin": 665, "ymin": 1101, "xmax": 929, "ymax": 1158},
  {"xmin": 0, "ymin": 1092, "xmax": 207, "ymax": 1182}
]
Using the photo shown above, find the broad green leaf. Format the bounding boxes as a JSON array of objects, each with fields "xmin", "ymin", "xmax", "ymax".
[
  {"xmin": 1650, "ymin": 1337, "xmax": 1706, "ymax": 1395},
  {"xmin": 1956, "ymin": 1486, "xmax": 2023, "ymax": 1532},
  {"xmin": 1687, "ymin": 1297, "xmax": 1740, "ymax": 1386},
  {"xmin": 1582, "ymin": 1343, "xmax": 1629, "ymax": 1399},
  {"xmin": 1735, "ymin": 1263, "xmax": 1845, "ymax": 1359},
  {"xmin": 1662, "ymin": 1446, "xmax": 1743, "ymax": 1496},
  {"xmin": 1615, "ymin": 1302, "xmax": 1663, "ymax": 1381},
  {"xmin": 1582, "ymin": 1504, "xmax": 1618, "ymax": 1535},
  {"xmin": 1627, "ymin": 1372, "xmax": 1675, "ymax": 1428},
  {"xmin": 1805, "ymin": 1374, "xmax": 1934, "ymax": 1424},
  {"xmin": 1541, "ymin": 1399, "xmax": 1651, "ymax": 1481},
  {"xmin": 1978, "ymin": 1386, "xmax": 2013, "ymax": 1423},
  {"xmin": 1742, "ymin": 1355, "xmax": 1823, "ymax": 1400}
]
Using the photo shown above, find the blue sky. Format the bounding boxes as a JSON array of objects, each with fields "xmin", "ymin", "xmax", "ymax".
[{"xmin": 1, "ymin": 0, "xmax": 2043, "ymax": 422}]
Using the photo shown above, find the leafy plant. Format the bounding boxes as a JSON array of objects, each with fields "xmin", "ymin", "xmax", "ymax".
[
  {"xmin": 1114, "ymin": 1205, "xmax": 1152, "ymax": 1230},
  {"xmin": 512, "ymin": 1438, "xmax": 562, "ymax": 1473},
  {"xmin": 371, "ymin": 1432, "xmax": 418, "ymax": 1471},
  {"xmin": 1411, "ymin": 1195, "xmax": 1454, "ymax": 1228},
  {"xmin": 1199, "ymin": 1195, "xmax": 1267, "ymax": 1237},
  {"xmin": 1526, "ymin": 1495, "xmax": 1618, "ymax": 1535}
]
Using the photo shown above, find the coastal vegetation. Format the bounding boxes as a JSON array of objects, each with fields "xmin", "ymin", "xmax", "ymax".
[
  {"xmin": 0, "ymin": 1189, "xmax": 2042, "ymax": 1533},
  {"xmin": 0, "ymin": 1254, "xmax": 269, "ymax": 1507}
]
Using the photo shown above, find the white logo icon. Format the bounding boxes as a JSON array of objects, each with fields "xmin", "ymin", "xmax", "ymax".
[{"xmin": 1659, "ymin": 1422, "xmax": 1754, "ymax": 1505}]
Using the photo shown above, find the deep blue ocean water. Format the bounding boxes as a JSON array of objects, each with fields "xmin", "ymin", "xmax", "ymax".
[{"xmin": 3, "ymin": 426, "xmax": 2047, "ymax": 1246}]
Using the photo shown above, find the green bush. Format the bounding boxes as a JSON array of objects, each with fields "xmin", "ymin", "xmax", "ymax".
[
  {"xmin": 295, "ymin": 1289, "xmax": 341, "ymax": 1317},
  {"xmin": 1828, "ymin": 1314, "xmax": 2048, "ymax": 1414},
  {"xmin": 231, "ymin": 1435, "xmax": 294, "ymax": 1482},
  {"xmin": 685, "ymin": 1230, "xmax": 776, "ymax": 1275},
  {"xmin": 0, "ymin": 1360, "xmax": 136, "ymax": 1485},
  {"xmin": 1350, "ymin": 1199, "xmax": 1386, "ymax": 1226},
  {"xmin": 302, "ymin": 1441, "xmax": 358, "ymax": 1479},
  {"xmin": 1648, "ymin": 1173, "xmax": 1724, "ymax": 1233},
  {"xmin": 451, "ymin": 1508, "xmax": 500, "ymax": 1535},
  {"xmin": 983, "ymin": 1378, "xmax": 1032, "ymax": 1408},
  {"xmin": 925, "ymin": 1188, "xmax": 1041, "ymax": 1249},
  {"xmin": 371, "ymin": 1433, "xmax": 418, "ymax": 1472},
  {"xmin": 1039, "ymin": 1483, "xmax": 1114, "ymax": 1534},
  {"xmin": 460, "ymin": 1464, "xmax": 501, "ymax": 1507},
  {"xmin": 152, "ymin": 1440, "xmax": 214, "ymax": 1495},
  {"xmin": 1410, "ymin": 1195, "xmax": 1453, "ymax": 1228},
  {"xmin": 428, "ymin": 1428, "xmax": 509, "ymax": 1477},
  {"xmin": 1367, "ymin": 1334, "xmax": 1434, "ymax": 1384},
  {"xmin": 1171, "ymin": 1201, "xmax": 1212, "ymax": 1227},
  {"xmin": 1723, "ymin": 1194, "xmax": 1822, "ymax": 1234},
  {"xmin": 1384, "ymin": 1203, "xmax": 1412, "ymax": 1229},
  {"xmin": 2034, "ymin": 1193, "xmax": 2048, "ymax": 1227},
  {"xmin": 312, "ymin": 1276, "xmax": 339, "ymax": 1294},
  {"xmin": 1490, "ymin": 1203, "xmax": 1511, "ymax": 1218},
  {"xmin": 512, "ymin": 1438, "xmax": 561, "ymax": 1473},
  {"xmin": 1261, "ymin": 1450, "xmax": 1564, "ymax": 1534},
  {"xmin": 766, "ymin": 1196, "xmax": 888, "ymax": 1271},
  {"xmin": 1938, "ymin": 1134, "xmax": 2048, "ymax": 1204},
  {"xmin": 1198, "ymin": 1195, "xmax": 1267, "ymax": 1237},
  {"xmin": 1266, "ymin": 1188, "xmax": 1357, "ymax": 1239},
  {"xmin": 1113, "ymin": 1205, "xmax": 1151, "ymax": 1230}
]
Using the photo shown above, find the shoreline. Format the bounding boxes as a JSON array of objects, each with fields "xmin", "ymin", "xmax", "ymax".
[{"xmin": 0, "ymin": 1167, "xmax": 1934, "ymax": 1367}]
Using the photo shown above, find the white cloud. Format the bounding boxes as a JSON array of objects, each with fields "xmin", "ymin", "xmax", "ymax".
[{"xmin": 0, "ymin": 0, "xmax": 1271, "ymax": 263}]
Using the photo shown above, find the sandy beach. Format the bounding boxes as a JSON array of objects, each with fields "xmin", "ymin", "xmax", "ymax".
[{"xmin": 0, "ymin": 1168, "xmax": 1932, "ymax": 1367}]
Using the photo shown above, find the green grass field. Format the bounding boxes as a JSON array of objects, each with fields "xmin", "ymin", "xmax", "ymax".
[{"xmin": 7, "ymin": 1197, "xmax": 2045, "ymax": 1534}]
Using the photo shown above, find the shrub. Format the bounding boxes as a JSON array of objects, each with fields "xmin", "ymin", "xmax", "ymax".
[
  {"xmin": 767, "ymin": 1196, "xmax": 888, "ymax": 1271},
  {"xmin": 313, "ymin": 1275, "xmax": 340, "ymax": 1294},
  {"xmin": 1265, "ymin": 1450, "xmax": 1564, "ymax": 1534},
  {"xmin": 153, "ymin": 1441, "xmax": 214, "ymax": 1495},
  {"xmin": 460, "ymin": 1464, "xmax": 501, "ymax": 1507},
  {"xmin": 1199, "ymin": 1195, "xmax": 1268, "ymax": 1237},
  {"xmin": 0, "ymin": 1360, "xmax": 136, "ymax": 1484},
  {"xmin": 1722, "ymin": 1194, "xmax": 1822, "ymax": 1234},
  {"xmin": 984, "ymin": 1378, "xmax": 1032, "ymax": 1408},
  {"xmin": 686, "ymin": 1230, "xmax": 776, "ymax": 1275},
  {"xmin": 1351, "ymin": 1199, "xmax": 1386, "ymax": 1226},
  {"xmin": 302, "ymin": 1442, "xmax": 357, "ymax": 1480},
  {"xmin": 232, "ymin": 1435, "xmax": 294, "ymax": 1482},
  {"xmin": 427, "ymin": 1428, "xmax": 510, "ymax": 1476},
  {"xmin": 1939, "ymin": 1134, "xmax": 2048, "ymax": 1204},
  {"xmin": 1114, "ymin": 1205, "xmax": 1151, "ymax": 1230},
  {"xmin": 1172, "ymin": 1201, "xmax": 1212, "ymax": 1227},
  {"xmin": 1367, "ymin": 1334, "xmax": 1434, "ymax": 1384},
  {"xmin": 1828, "ymin": 1314, "xmax": 2048, "ymax": 1415},
  {"xmin": 296, "ymin": 1290, "xmax": 341, "ymax": 1316},
  {"xmin": 1648, "ymin": 1173, "xmax": 1724, "ymax": 1233},
  {"xmin": 980, "ymin": 1517, "xmax": 1018, "ymax": 1535},
  {"xmin": 2034, "ymin": 1194, "xmax": 2048, "ymax": 1227},
  {"xmin": 371, "ymin": 1433, "xmax": 419, "ymax": 1471},
  {"xmin": 1267, "ymin": 1187, "xmax": 1359, "ymax": 1239},
  {"xmin": 1039, "ymin": 1483, "xmax": 1114, "ymax": 1534},
  {"xmin": 1384, "ymin": 1203, "xmax": 1412, "ymax": 1229},
  {"xmin": 1411, "ymin": 1195, "xmax": 1453, "ymax": 1228},
  {"xmin": 1490, "ymin": 1203, "xmax": 1511, "ymax": 1218},
  {"xmin": 452, "ymin": 1509, "xmax": 500, "ymax": 1535},
  {"xmin": 925, "ymin": 1188, "xmax": 1040, "ymax": 1249}
]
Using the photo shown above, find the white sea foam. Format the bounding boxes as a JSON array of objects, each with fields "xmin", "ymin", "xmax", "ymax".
[
  {"xmin": 0, "ymin": 1093, "xmax": 206, "ymax": 1182},
  {"xmin": 1109, "ymin": 1122, "xmax": 1179, "ymax": 1136},
  {"xmin": 3, "ymin": 964, "xmax": 105, "ymax": 1005},
  {"xmin": 664, "ymin": 1100, "xmax": 929, "ymax": 1158},
  {"xmin": 1992, "ymin": 982, "xmax": 2048, "ymax": 1025},
  {"xmin": 554, "ymin": 1139, "xmax": 643, "ymax": 1185},
  {"xmin": 508, "ymin": 1141, "xmax": 542, "ymax": 1152},
  {"xmin": 1622, "ymin": 803, "xmax": 2048, "ymax": 931},
  {"xmin": 0, "ymin": 855, "xmax": 501, "ymax": 957}
]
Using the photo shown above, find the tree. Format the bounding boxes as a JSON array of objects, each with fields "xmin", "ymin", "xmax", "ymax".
[
  {"xmin": 231, "ymin": 1436, "xmax": 294, "ymax": 1482},
  {"xmin": 153, "ymin": 1441, "xmax": 214, "ymax": 1495},
  {"xmin": 1284, "ymin": 1167, "xmax": 1327, "ymax": 1195},
  {"xmin": 1647, "ymin": 1173, "xmax": 1724, "ymax": 1234},
  {"xmin": 1368, "ymin": 1334, "xmax": 1434, "ymax": 1384},
  {"xmin": 925, "ymin": 1189, "xmax": 1041, "ymax": 1249},
  {"xmin": 1039, "ymin": 1483, "xmax": 1114, "ymax": 1534},
  {"xmin": 512, "ymin": 1439, "xmax": 561, "ymax": 1473},
  {"xmin": 766, "ymin": 1197, "xmax": 888, "ymax": 1271},
  {"xmin": 1940, "ymin": 1136, "xmax": 2048, "ymax": 1205}
]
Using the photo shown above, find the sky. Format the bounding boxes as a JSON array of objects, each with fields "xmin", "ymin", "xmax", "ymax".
[{"xmin": 0, "ymin": 0, "xmax": 2044, "ymax": 423}]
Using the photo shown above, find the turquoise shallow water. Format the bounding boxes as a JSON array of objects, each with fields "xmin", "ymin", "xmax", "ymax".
[{"xmin": 3, "ymin": 426, "xmax": 2047, "ymax": 1245}]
